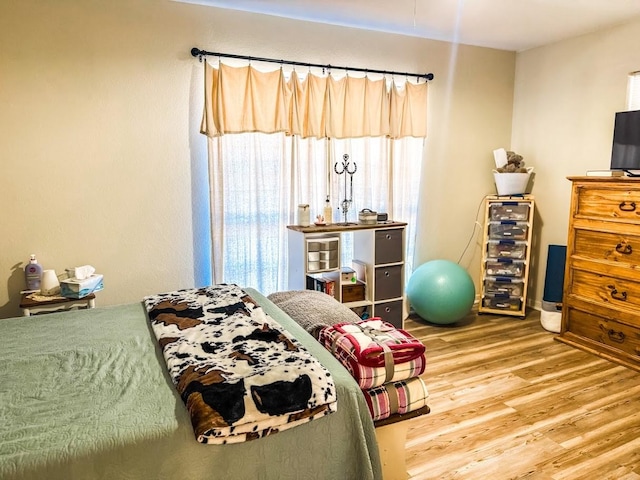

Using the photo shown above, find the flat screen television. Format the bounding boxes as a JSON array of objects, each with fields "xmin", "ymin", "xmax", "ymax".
[{"xmin": 611, "ymin": 109, "xmax": 640, "ymax": 176}]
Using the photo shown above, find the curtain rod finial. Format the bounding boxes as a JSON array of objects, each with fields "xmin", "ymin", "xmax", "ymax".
[
  {"xmin": 426, "ymin": 73, "xmax": 434, "ymax": 81},
  {"xmin": 191, "ymin": 47, "xmax": 202, "ymax": 58}
]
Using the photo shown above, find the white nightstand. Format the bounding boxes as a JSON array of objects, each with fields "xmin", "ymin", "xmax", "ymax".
[{"xmin": 20, "ymin": 293, "xmax": 96, "ymax": 316}]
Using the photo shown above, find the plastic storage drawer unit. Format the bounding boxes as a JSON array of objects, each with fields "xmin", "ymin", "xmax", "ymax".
[
  {"xmin": 482, "ymin": 294, "xmax": 521, "ymax": 311},
  {"xmin": 487, "ymin": 240, "xmax": 527, "ymax": 259},
  {"xmin": 306, "ymin": 237, "xmax": 339, "ymax": 273},
  {"xmin": 485, "ymin": 259, "xmax": 525, "ymax": 277},
  {"xmin": 484, "ymin": 277, "xmax": 524, "ymax": 297},
  {"xmin": 479, "ymin": 196, "xmax": 534, "ymax": 318},
  {"xmin": 489, "ymin": 203, "xmax": 530, "ymax": 221},
  {"xmin": 488, "ymin": 222, "xmax": 528, "ymax": 241}
]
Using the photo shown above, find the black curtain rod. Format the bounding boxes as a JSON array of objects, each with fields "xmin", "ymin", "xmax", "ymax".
[{"xmin": 191, "ymin": 47, "xmax": 434, "ymax": 82}]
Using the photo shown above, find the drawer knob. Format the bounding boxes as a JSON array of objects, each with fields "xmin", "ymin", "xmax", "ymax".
[
  {"xmin": 619, "ymin": 201, "xmax": 636, "ymax": 212},
  {"xmin": 615, "ymin": 243, "xmax": 633, "ymax": 255},
  {"xmin": 610, "ymin": 288, "xmax": 628, "ymax": 302},
  {"xmin": 386, "ymin": 234, "xmax": 392, "ymax": 240}
]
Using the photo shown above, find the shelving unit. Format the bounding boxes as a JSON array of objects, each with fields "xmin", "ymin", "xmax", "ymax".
[
  {"xmin": 478, "ymin": 195, "xmax": 535, "ymax": 317},
  {"xmin": 287, "ymin": 222, "xmax": 407, "ymax": 328}
]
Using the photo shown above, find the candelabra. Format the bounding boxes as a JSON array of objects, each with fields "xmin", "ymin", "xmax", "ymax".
[{"xmin": 334, "ymin": 154, "xmax": 357, "ymax": 224}]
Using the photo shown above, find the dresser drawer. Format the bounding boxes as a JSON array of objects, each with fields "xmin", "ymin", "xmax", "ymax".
[
  {"xmin": 570, "ymin": 269, "xmax": 640, "ymax": 309},
  {"xmin": 575, "ymin": 186, "xmax": 640, "ymax": 221},
  {"xmin": 574, "ymin": 228, "xmax": 640, "ymax": 267},
  {"xmin": 565, "ymin": 307, "xmax": 640, "ymax": 360}
]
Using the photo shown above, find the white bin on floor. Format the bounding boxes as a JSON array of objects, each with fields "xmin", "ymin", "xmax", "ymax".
[{"xmin": 541, "ymin": 300, "xmax": 562, "ymax": 333}]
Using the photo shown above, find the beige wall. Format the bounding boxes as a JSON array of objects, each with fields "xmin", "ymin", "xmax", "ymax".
[
  {"xmin": 512, "ymin": 18, "xmax": 640, "ymax": 308},
  {"xmin": 0, "ymin": 0, "xmax": 515, "ymax": 318}
]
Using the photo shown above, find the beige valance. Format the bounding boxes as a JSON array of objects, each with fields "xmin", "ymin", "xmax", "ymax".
[{"xmin": 201, "ymin": 62, "xmax": 428, "ymax": 139}]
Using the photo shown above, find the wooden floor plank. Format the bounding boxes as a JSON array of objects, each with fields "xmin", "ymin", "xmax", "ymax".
[{"xmin": 403, "ymin": 309, "xmax": 640, "ymax": 479}]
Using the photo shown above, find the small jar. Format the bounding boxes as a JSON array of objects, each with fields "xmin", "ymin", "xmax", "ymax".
[{"xmin": 298, "ymin": 204, "xmax": 310, "ymax": 226}]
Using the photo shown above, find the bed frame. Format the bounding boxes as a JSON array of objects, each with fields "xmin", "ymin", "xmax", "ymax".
[{"xmin": 0, "ymin": 288, "xmax": 382, "ymax": 480}]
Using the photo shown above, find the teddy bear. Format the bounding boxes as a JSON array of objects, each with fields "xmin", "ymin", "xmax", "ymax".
[{"xmin": 496, "ymin": 151, "xmax": 528, "ymax": 173}]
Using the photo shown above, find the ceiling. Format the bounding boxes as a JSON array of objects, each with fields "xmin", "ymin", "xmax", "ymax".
[{"xmin": 180, "ymin": 0, "xmax": 640, "ymax": 52}]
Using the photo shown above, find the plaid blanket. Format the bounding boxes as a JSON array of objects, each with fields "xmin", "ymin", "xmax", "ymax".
[
  {"xmin": 144, "ymin": 284, "xmax": 337, "ymax": 444},
  {"xmin": 318, "ymin": 318, "xmax": 426, "ymax": 388},
  {"xmin": 363, "ymin": 377, "xmax": 429, "ymax": 422}
]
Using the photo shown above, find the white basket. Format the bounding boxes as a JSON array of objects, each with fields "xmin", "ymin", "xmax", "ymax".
[
  {"xmin": 540, "ymin": 309, "xmax": 561, "ymax": 333},
  {"xmin": 493, "ymin": 167, "xmax": 533, "ymax": 196}
]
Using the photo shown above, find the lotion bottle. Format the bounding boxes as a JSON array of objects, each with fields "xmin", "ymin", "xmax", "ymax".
[
  {"xmin": 323, "ymin": 196, "xmax": 332, "ymax": 224},
  {"xmin": 25, "ymin": 254, "xmax": 43, "ymax": 291}
]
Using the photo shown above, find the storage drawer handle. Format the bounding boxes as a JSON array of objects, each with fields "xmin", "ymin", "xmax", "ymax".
[
  {"xmin": 599, "ymin": 322, "xmax": 626, "ymax": 343},
  {"xmin": 619, "ymin": 201, "xmax": 636, "ymax": 212},
  {"xmin": 384, "ymin": 307, "xmax": 391, "ymax": 313},
  {"xmin": 386, "ymin": 234, "xmax": 392, "ymax": 240},
  {"xmin": 608, "ymin": 329, "xmax": 626, "ymax": 343},
  {"xmin": 385, "ymin": 271, "xmax": 390, "ymax": 277},
  {"xmin": 610, "ymin": 288, "xmax": 628, "ymax": 301},
  {"xmin": 615, "ymin": 243, "xmax": 633, "ymax": 255}
]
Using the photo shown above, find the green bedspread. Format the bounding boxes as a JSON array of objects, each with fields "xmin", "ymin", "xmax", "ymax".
[{"xmin": 0, "ymin": 288, "xmax": 382, "ymax": 480}]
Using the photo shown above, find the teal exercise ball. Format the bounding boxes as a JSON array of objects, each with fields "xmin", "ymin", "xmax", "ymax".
[{"xmin": 406, "ymin": 260, "xmax": 475, "ymax": 325}]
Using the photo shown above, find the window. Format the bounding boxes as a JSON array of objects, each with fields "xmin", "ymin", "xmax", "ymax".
[
  {"xmin": 202, "ymin": 63, "xmax": 428, "ymax": 295},
  {"xmin": 210, "ymin": 134, "xmax": 424, "ymax": 295},
  {"xmin": 627, "ymin": 71, "xmax": 640, "ymax": 110}
]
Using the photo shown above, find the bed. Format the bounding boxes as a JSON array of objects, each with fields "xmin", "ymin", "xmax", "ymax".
[{"xmin": 0, "ymin": 287, "xmax": 382, "ymax": 480}]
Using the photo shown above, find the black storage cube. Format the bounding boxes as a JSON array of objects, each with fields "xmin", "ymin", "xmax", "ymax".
[
  {"xmin": 375, "ymin": 229, "xmax": 403, "ymax": 264},
  {"xmin": 375, "ymin": 265, "xmax": 403, "ymax": 300},
  {"xmin": 376, "ymin": 300, "xmax": 404, "ymax": 328}
]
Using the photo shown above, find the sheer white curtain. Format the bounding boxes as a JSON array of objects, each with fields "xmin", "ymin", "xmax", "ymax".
[
  {"xmin": 208, "ymin": 133, "xmax": 423, "ymax": 294},
  {"xmin": 329, "ymin": 137, "xmax": 424, "ymax": 278},
  {"xmin": 208, "ymin": 133, "xmax": 328, "ymax": 293}
]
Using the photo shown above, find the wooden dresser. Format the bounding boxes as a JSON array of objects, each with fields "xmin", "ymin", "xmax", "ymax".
[{"xmin": 558, "ymin": 176, "xmax": 640, "ymax": 372}]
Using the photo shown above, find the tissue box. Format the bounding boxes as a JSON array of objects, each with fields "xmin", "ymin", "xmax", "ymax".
[{"xmin": 60, "ymin": 274, "xmax": 104, "ymax": 299}]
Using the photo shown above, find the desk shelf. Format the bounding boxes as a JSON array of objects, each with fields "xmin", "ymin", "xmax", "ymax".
[{"xmin": 287, "ymin": 222, "xmax": 407, "ymax": 328}]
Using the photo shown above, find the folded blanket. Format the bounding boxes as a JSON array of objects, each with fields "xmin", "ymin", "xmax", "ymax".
[
  {"xmin": 144, "ymin": 284, "xmax": 337, "ymax": 444},
  {"xmin": 267, "ymin": 290, "xmax": 361, "ymax": 339},
  {"xmin": 318, "ymin": 317, "xmax": 425, "ymax": 367},
  {"xmin": 319, "ymin": 318, "xmax": 425, "ymax": 368},
  {"xmin": 318, "ymin": 318, "xmax": 426, "ymax": 389},
  {"xmin": 330, "ymin": 352, "xmax": 425, "ymax": 390},
  {"xmin": 363, "ymin": 377, "xmax": 429, "ymax": 422}
]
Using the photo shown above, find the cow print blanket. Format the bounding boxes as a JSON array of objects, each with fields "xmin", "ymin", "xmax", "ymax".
[{"xmin": 143, "ymin": 284, "xmax": 337, "ymax": 444}]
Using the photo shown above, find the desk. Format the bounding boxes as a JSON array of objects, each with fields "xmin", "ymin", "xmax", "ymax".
[{"xmin": 20, "ymin": 293, "xmax": 96, "ymax": 316}]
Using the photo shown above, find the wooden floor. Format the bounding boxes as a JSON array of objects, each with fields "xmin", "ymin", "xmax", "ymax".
[{"xmin": 402, "ymin": 308, "xmax": 640, "ymax": 480}]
